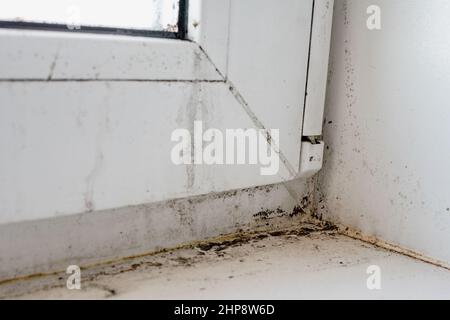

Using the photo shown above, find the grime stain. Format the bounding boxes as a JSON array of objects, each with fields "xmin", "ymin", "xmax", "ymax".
[{"xmin": 47, "ymin": 52, "xmax": 59, "ymax": 81}]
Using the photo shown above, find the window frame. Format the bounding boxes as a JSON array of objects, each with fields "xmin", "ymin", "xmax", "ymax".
[
  {"xmin": 0, "ymin": 0, "xmax": 335, "ymax": 225},
  {"xmin": 0, "ymin": 0, "xmax": 189, "ymax": 40}
]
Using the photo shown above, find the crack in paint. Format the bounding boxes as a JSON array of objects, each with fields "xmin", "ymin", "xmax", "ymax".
[{"xmin": 84, "ymin": 87, "xmax": 110, "ymax": 212}]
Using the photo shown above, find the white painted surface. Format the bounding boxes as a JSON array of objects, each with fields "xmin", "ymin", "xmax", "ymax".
[
  {"xmin": 187, "ymin": 0, "xmax": 231, "ymax": 75},
  {"xmin": 0, "ymin": 0, "xmax": 331, "ymax": 226},
  {"xmin": 7, "ymin": 233, "xmax": 450, "ymax": 300},
  {"xmin": 192, "ymin": 0, "xmax": 322, "ymax": 170},
  {"xmin": 0, "ymin": 81, "xmax": 293, "ymax": 224},
  {"xmin": 227, "ymin": 0, "xmax": 313, "ymax": 170},
  {"xmin": 320, "ymin": 0, "xmax": 450, "ymax": 264},
  {"xmin": 0, "ymin": 30, "xmax": 220, "ymax": 80},
  {"xmin": 303, "ymin": 0, "xmax": 335, "ymax": 137}
]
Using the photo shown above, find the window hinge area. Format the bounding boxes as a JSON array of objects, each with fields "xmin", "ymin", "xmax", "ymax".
[{"xmin": 299, "ymin": 136, "xmax": 324, "ymax": 178}]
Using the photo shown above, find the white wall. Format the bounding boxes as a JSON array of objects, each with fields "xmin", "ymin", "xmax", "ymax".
[{"xmin": 320, "ymin": 0, "xmax": 450, "ymax": 264}]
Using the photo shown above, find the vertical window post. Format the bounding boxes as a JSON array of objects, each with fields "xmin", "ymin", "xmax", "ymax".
[{"xmin": 177, "ymin": 0, "xmax": 189, "ymax": 39}]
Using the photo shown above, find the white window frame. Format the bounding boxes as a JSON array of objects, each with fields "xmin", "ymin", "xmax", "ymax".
[{"xmin": 0, "ymin": 0, "xmax": 334, "ymax": 224}]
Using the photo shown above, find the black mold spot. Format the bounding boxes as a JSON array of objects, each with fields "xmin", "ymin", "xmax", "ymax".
[{"xmin": 253, "ymin": 209, "xmax": 276, "ymax": 220}]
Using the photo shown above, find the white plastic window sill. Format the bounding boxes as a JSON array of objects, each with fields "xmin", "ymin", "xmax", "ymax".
[{"xmin": 0, "ymin": 29, "xmax": 220, "ymax": 81}]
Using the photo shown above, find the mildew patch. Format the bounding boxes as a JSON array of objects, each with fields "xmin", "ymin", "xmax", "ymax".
[{"xmin": 0, "ymin": 222, "xmax": 337, "ymax": 299}]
